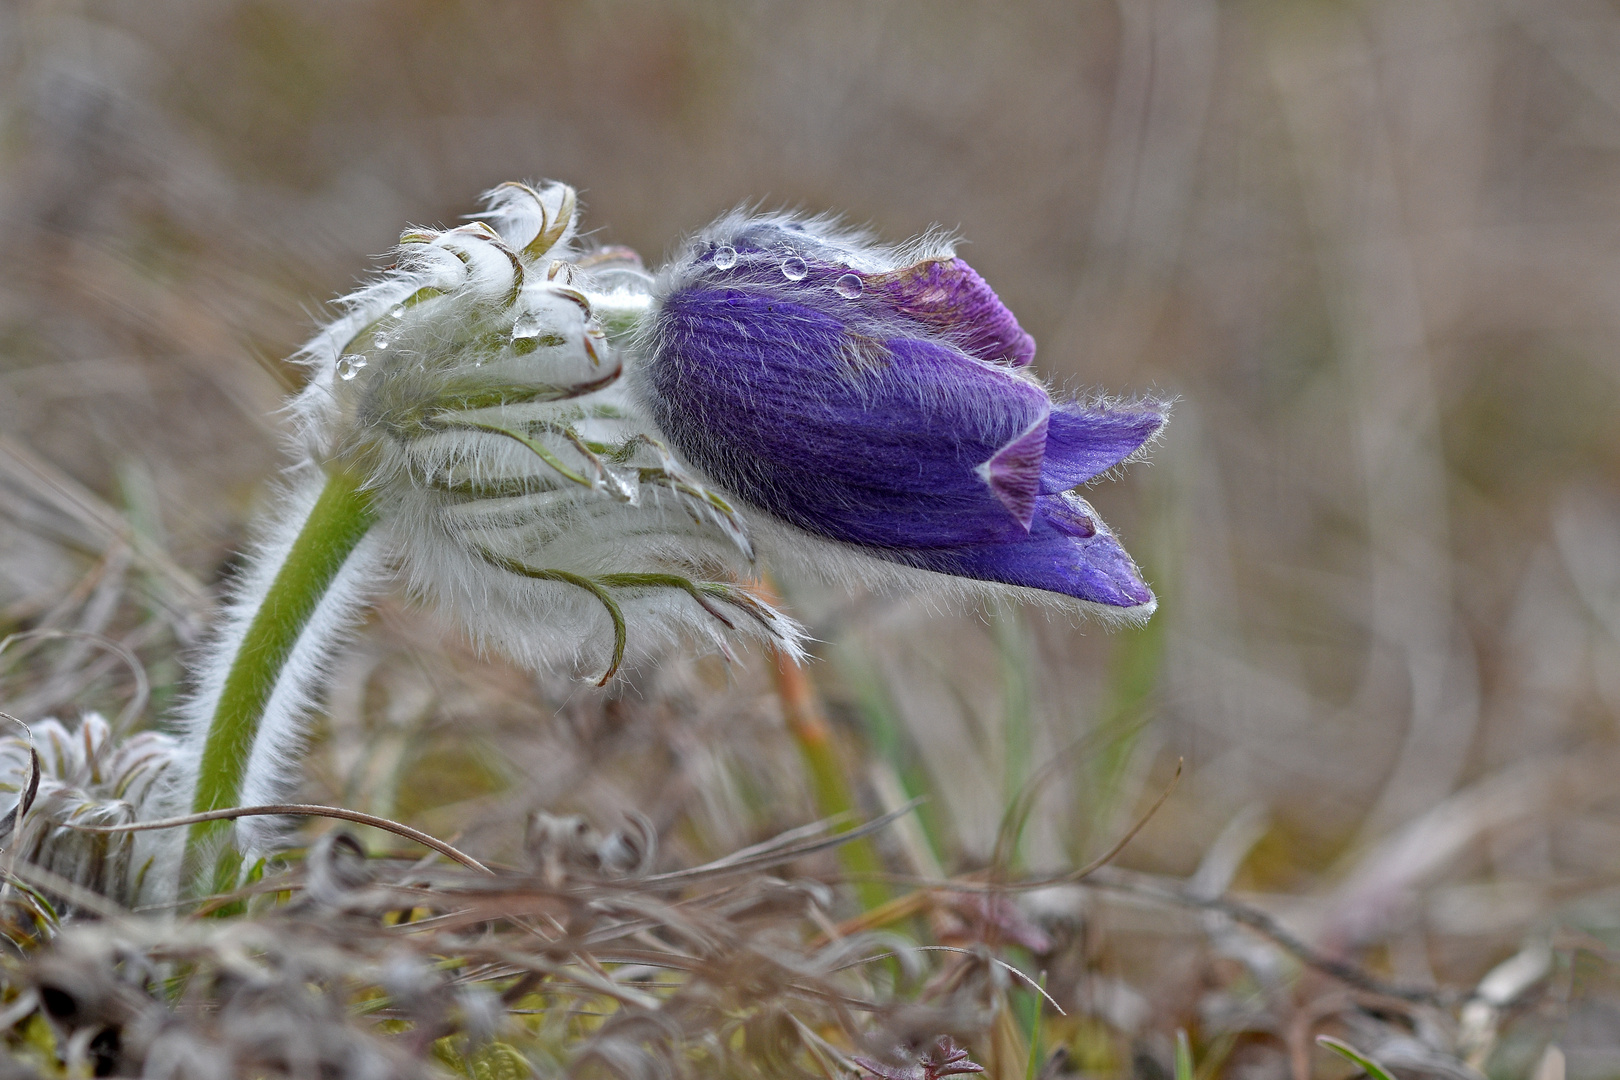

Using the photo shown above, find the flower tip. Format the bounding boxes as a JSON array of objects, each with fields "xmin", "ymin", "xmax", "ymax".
[{"xmin": 1095, "ymin": 563, "xmax": 1159, "ymax": 622}]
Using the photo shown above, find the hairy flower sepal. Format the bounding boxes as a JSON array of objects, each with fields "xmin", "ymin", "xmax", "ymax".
[{"xmin": 311, "ymin": 198, "xmax": 790, "ymax": 681}]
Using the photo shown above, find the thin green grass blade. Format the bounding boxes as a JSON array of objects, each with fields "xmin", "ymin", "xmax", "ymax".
[
  {"xmin": 1175, "ymin": 1030, "xmax": 1194, "ymax": 1080},
  {"xmin": 992, "ymin": 605, "xmax": 1035, "ymax": 873},
  {"xmin": 1316, "ymin": 1036, "xmax": 1398, "ymax": 1080},
  {"xmin": 1077, "ymin": 613, "xmax": 1161, "ymax": 858},
  {"xmin": 1024, "ymin": 973, "xmax": 1048, "ymax": 1080},
  {"xmin": 834, "ymin": 643, "xmax": 952, "ymax": 871}
]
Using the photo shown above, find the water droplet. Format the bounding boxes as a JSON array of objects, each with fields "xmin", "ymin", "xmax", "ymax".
[
  {"xmin": 781, "ymin": 256, "xmax": 808, "ymax": 281},
  {"xmin": 510, "ymin": 313, "xmax": 545, "ymax": 354},
  {"xmin": 603, "ymin": 469, "xmax": 637, "ymax": 503},
  {"xmin": 373, "ymin": 332, "xmax": 391, "ymax": 350},
  {"xmin": 336, "ymin": 355, "xmax": 367, "ymax": 381},
  {"xmin": 834, "ymin": 273, "xmax": 863, "ymax": 299},
  {"xmin": 389, "ymin": 305, "xmax": 406, "ymax": 319},
  {"xmin": 712, "ymin": 244, "xmax": 737, "ymax": 270}
]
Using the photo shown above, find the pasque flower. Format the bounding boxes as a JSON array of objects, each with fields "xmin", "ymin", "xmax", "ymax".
[
  {"xmin": 638, "ymin": 213, "xmax": 1167, "ymax": 615},
  {"xmin": 165, "ymin": 183, "xmax": 1165, "ymax": 899}
]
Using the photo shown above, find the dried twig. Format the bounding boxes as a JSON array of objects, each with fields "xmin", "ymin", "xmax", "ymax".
[
  {"xmin": 67, "ymin": 803, "xmax": 492, "ymax": 874},
  {"xmin": 1083, "ymin": 869, "xmax": 1460, "ymax": 1007}
]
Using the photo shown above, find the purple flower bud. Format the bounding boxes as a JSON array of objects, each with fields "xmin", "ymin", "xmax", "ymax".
[{"xmin": 638, "ymin": 213, "xmax": 1168, "ymax": 614}]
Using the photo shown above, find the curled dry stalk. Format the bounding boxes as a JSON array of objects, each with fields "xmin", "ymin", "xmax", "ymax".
[{"xmin": 78, "ymin": 802, "xmax": 491, "ymax": 875}]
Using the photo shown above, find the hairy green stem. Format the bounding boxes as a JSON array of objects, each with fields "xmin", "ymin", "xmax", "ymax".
[{"xmin": 182, "ymin": 469, "xmax": 377, "ymax": 895}]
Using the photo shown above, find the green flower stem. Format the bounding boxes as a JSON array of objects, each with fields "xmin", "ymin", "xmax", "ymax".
[
  {"xmin": 182, "ymin": 468, "xmax": 377, "ymax": 896},
  {"xmin": 769, "ymin": 645, "xmax": 890, "ymax": 911}
]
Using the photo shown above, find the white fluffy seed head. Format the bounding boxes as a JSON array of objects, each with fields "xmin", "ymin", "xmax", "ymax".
[
  {"xmin": 295, "ymin": 182, "xmax": 803, "ymax": 681},
  {"xmin": 0, "ymin": 714, "xmax": 183, "ymax": 908}
]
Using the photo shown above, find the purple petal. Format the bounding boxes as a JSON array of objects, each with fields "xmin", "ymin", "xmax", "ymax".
[
  {"xmin": 865, "ymin": 258, "xmax": 1037, "ymax": 368},
  {"xmin": 646, "ymin": 263, "xmax": 1159, "ymax": 611},
  {"xmin": 979, "ymin": 416, "xmax": 1048, "ymax": 530},
  {"xmin": 920, "ymin": 494, "xmax": 1155, "ymax": 608},
  {"xmin": 1039, "ymin": 402, "xmax": 1168, "ymax": 493},
  {"xmin": 646, "ymin": 287, "xmax": 1048, "ymax": 548}
]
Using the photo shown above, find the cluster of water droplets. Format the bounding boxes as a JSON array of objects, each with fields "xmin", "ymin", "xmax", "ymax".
[
  {"xmin": 373, "ymin": 303, "xmax": 413, "ymax": 352},
  {"xmin": 336, "ymin": 302, "xmax": 419, "ymax": 380},
  {"xmin": 704, "ymin": 240, "xmax": 866, "ymax": 298}
]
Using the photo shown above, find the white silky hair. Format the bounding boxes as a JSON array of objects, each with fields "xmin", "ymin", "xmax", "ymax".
[
  {"xmin": 145, "ymin": 467, "xmax": 393, "ymax": 893},
  {"xmin": 0, "ymin": 713, "xmax": 184, "ymax": 907},
  {"xmin": 165, "ymin": 182, "xmax": 803, "ymax": 874},
  {"xmin": 672, "ymin": 205, "xmax": 961, "ymax": 277}
]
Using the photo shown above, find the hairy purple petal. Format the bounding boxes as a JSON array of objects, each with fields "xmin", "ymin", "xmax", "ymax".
[
  {"xmin": 646, "ymin": 288, "xmax": 1047, "ymax": 548},
  {"xmin": 642, "ymin": 216, "xmax": 1163, "ymax": 612},
  {"xmin": 925, "ymin": 494, "xmax": 1154, "ymax": 608},
  {"xmin": 1040, "ymin": 402, "xmax": 1168, "ymax": 492},
  {"xmin": 865, "ymin": 258, "xmax": 1037, "ymax": 368},
  {"xmin": 688, "ymin": 226, "xmax": 1033, "ymax": 369},
  {"xmin": 979, "ymin": 416, "xmax": 1047, "ymax": 530}
]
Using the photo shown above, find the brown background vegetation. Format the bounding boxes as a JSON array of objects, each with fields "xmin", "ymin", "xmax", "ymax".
[{"xmin": 4, "ymin": 3, "xmax": 1620, "ymax": 1075}]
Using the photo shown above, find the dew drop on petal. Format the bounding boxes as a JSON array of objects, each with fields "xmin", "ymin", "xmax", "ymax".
[
  {"xmin": 373, "ymin": 332, "xmax": 391, "ymax": 350},
  {"xmin": 389, "ymin": 305, "xmax": 406, "ymax": 319},
  {"xmin": 511, "ymin": 313, "xmax": 542, "ymax": 340},
  {"xmin": 833, "ymin": 273, "xmax": 863, "ymax": 299},
  {"xmin": 781, "ymin": 256, "xmax": 808, "ymax": 281},
  {"xmin": 712, "ymin": 244, "xmax": 737, "ymax": 270},
  {"xmin": 336, "ymin": 355, "xmax": 367, "ymax": 381},
  {"xmin": 602, "ymin": 468, "xmax": 638, "ymax": 504}
]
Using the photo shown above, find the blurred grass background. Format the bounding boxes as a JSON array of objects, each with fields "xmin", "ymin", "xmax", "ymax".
[{"xmin": 4, "ymin": 1, "xmax": 1620, "ymax": 1076}]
